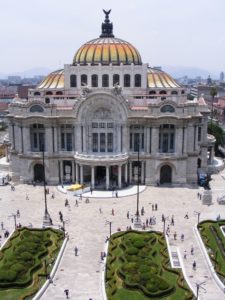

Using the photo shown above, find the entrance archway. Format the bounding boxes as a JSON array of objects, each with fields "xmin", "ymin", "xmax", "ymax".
[
  {"xmin": 34, "ymin": 164, "xmax": 44, "ymax": 182},
  {"xmin": 160, "ymin": 165, "xmax": 172, "ymax": 184}
]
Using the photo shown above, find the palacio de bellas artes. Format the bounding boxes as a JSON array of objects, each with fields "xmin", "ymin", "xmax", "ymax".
[{"xmin": 7, "ymin": 10, "xmax": 212, "ymax": 188}]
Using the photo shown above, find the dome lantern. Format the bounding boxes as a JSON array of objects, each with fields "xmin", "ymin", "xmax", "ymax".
[{"xmin": 100, "ymin": 9, "xmax": 114, "ymax": 38}]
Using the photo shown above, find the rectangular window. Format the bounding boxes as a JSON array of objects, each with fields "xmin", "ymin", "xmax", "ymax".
[
  {"xmin": 34, "ymin": 133, "xmax": 37, "ymax": 148},
  {"xmin": 170, "ymin": 133, "xmax": 174, "ymax": 152},
  {"xmin": 92, "ymin": 123, "xmax": 98, "ymax": 128},
  {"xmin": 162, "ymin": 133, "xmax": 169, "ymax": 153},
  {"xmin": 107, "ymin": 133, "xmax": 113, "ymax": 152},
  {"xmin": 39, "ymin": 133, "xmax": 45, "ymax": 151},
  {"xmin": 66, "ymin": 133, "xmax": 72, "ymax": 151},
  {"xmin": 100, "ymin": 133, "xmax": 105, "ymax": 152},
  {"xmin": 61, "ymin": 133, "xmax": 65, "ymax": 149},
  {"xmin": 141, "ymin": 133, "xmax": 144, "ymax": 149},
  {"xmin": 99, "ymin": 123, "xmax": 105, "ymax": 128},
  {"xmin": 107, "ymin": 123, "xmax": 114, "ymax": 128},
  {"xmin": 134, "ymin": 133, "xmax": 140, "ymax": 152},
  {"xmin": 92, "ymin": 133, "xmax": 98, "ymax": 152},
  {"xmin": 198, "ymin": 127, "xmax": 202, "ymax": 142},
  {"xmin": 130, "ymin": 133, "xmax": 133, "ymax": 150}
]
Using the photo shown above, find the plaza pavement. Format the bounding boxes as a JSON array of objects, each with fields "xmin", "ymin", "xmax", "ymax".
[{"xmin": 0, "ymin": 173, "xmax": 225, "ymax": 299}]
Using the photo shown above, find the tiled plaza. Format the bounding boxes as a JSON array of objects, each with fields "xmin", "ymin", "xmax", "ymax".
[{"xmin": 0, "ymin": 171, "xmax": 225, "ymax": 300}]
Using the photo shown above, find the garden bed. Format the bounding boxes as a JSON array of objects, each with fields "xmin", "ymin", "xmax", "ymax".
[
  {"xmin": 106, "ymin": 230, "xmax": 193, "ymax": 300},
  {"xmin": 198, "ymin": 219, "xmax": 225, "ymax": 283},
  {"xmin": 0, "ymin": 227, "xmax": 64, "ymax": 300}
]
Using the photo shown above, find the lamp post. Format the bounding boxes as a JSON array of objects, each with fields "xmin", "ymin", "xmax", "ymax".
[
  {"xmin": 134, "ymin": 134, "xmax": 142, "ymax": 228},
  {"xmin": 105, "ymin": 220, "xmax": 112, "ymax": 237},
  {"xmin": 9, "ymin": 213, "xmax": 17, "ymax": 229},
  {"xmin": 42, "ymin": 147, "xmax": 52, "ymax": 227},
  {"xmin": 194, "ymin": 211, "xmax": 201, "ymax": 225},
  {"xmin": 163, "ymin": 216, "xmax": 169, "ymax": 235},
  {"xmin": 194, "ymin": 281, "xmax": 206, "ymax": 300}
]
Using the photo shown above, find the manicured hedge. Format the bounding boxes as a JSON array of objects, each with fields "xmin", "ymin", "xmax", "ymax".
[{"xmin": 106, "ymin": 230, "xmax": 193, "ymax": 300}]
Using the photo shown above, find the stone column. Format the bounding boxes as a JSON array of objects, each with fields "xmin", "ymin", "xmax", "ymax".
[
  {"xmin": 125, "ymin": 163, "xmax": 128, "ymax": 183},
  {"xmin": 117, "ymin": 125, "xmax": 121, "ymax": 153},
  {"xmin": 151, "ymin": 127, "xmax": 159, "ymax": 154},
  {"xmin": 72, "ymin": 161, "xmax": 75, "ymax": 182},
  {"xmin": 175, "ymin": 127, "xmax": 183, "ymax": 154},
  {"xmin": 118, "ymin": 165, "xmax": 122, "ymax": 188},
  {"xmin": 23, "ymin": 126, "xmax": 30, "ymax": 153},
  {"xmin": 91, "ymin": 166, "xmax": 95, "ymax": 188},
  {"xmin": 60, "ymin": 160, "xmax": 63, "ymax": 183},
  {"xmin": 80, "ymin": 165, "xmax": 84, "ymax": 184},
  {"xmin": 45, "ymin": 127, "xmax": 53, "ymax": 153},
  {"xmin": 129, "ymin": 161, "xmax": 132, "ymax": 183},
  {"xmin": 54, "ymin": 127, "xmax": 58, "ymax": 153},
  {"xmin": 146, "ymin": 127, "xmax": 150, "ymax": 153},
  {"xmin": 106, "ymin": 166, "xmax": 109, "ymax": 190},
  {"xmin": 83, "ymin": 125, "xmax": 86, "ymax": 152},
  {"xmin": 75, "ymin": 163, "xmax": 79, "ymax": 184},
  {"xmin": 141, "ymin": 161, "xmax": 145, "ymax": 184}
]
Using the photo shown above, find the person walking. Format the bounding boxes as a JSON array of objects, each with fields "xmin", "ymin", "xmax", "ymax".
[
  {"xmin": 99, "ymin": 207, "xmax": 102, "ymax": 214},
  {"xmin": 173, "ymin": 231, "xmax": 177, "ymax": 240},
  {"xmin": 181, "ymin": 233, "xmax": 184, "ymax": 241},
  {"xmin": 193, "ymin": 260, "xmax": 196, "ymax": 270},
  {"xmin": 1, "ymin": 222, "xmax": 3, "ymax": 230},
  {"xmin": 191, "ymin": 246, "xmax": 194, "ymax": 255},
  {"xmin": 127, "ymin": 211, "xmax": 129, "ymax": 219},
  {"xmin": 184, "ymin": 212, "xmax": 189, "ymax": 219},
  {"xmin": 64, "ymin": 289, "xmax": 69, "ymax": 299},
  {"xmin": 112, "ymin": 208, "xmax": 114, "ymax": 216},
  {"xmin": 171, "ymin": 215, "xmax": 174, "ymax": 226},
  {"xmin": 74, "ymin": 246, "xmax": 78, "ymax": 256}
]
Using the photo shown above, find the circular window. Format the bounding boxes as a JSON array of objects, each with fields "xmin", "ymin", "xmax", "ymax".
[{"xmin": 30, "ymin": 105, "xmax": 44, "ymax": 113}]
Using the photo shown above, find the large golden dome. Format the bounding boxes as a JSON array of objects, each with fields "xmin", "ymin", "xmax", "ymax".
[{"xmin": 73, "ymin": 10, "xmax": 142, "ymax": 66}]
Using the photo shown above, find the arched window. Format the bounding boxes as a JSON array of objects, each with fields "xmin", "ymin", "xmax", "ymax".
[
  {"xmin": 160, "ymin": 105, "xmax": 175, "ymax": 113},
  {"xmin": 159, "ymin": 124, "xmax": 175, "ymax": 153},
  {"xmin": 30, "ymin": 105, "xmax": 44, "ymax": 113},
  {"xmin": 34, "ymin": 91, "xmax": 40, "ymax": 96},
  {"xmin": 113, "ymin": 74, "xmax": 120, "ymax": 86},
  {"xmin": 135, "ymin": 74, "xmax": 141, "ymax": 87},
  {"xmin": 70, "ymin": 74, "xmax": 77, "ymax": 87},
  {"xmin": 91, "ymin": 74, "xmax": 98, "ymax": 87},
  {"xmin": 56, "ymin": 91, "xmax": 63, "ymax": 95},
  {"xmin": 102, "ymin": 74, "xmax": 109, "ymax": 87},
  {"xmin": 159, "ymin": 90, "xmax": 167, "ymax": 95},
  {"xmin": 81, "ymin": 74, "xmax": 87, "ymax": 86},
  {"xmin": 124, "ymin": 74, "xmax": 130, "ymax": 87},
  {"xmin": 45, "ymin": 98, "xmax": 50, "ymax": 104},
  {"xmin": 45, "ymin": 91, "xmax": 53, "ymax": 95},
  {"xmin": 171, "ymin": 90, "xmax": 178, "ymax": 95}
]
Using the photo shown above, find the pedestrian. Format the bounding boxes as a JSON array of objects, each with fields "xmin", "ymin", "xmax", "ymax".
[
  {"xmin": 149, "ymin": 217, "xmax": 152, "ymax": 225},
  {"xmin": 115, "ymin": 191, "xmax": 118, "ymax": 198},
  {"xmin": 64, "ymin": 289, "xmax": 69, "ymax": 299},
  {"xmin": 162, "ymin": 214, "xmax": 165, "ymax": 222},
  {"xmin": 74, "ymin": 246, "xmax": 78, "ymax": 256},
  {"xmin": 191, "ymin": 246, "xmax": 194, "ymax": 255},
  {"xmin": 90, "ymin": 187, "xmax": 93, "ymax": 194},
  {"xmin": 65, "ymin": 199, "xmax": 69, "ymax": 207},
  {"xmin": 146, "ymin": 218, "xmax": 149, "ymax": 226},
  {"xmin": 173, "ymin": 231, "xmax": 177, "ymax": 240},
  {"xmin": 131, "ymin": 217, "xmax": 134, "ymax": 223},
  {"xmin": 99, "ymin": 207, "xmax": 102, "ymax": 214},
  {"xmin": 155, "ymin": 203, "xmax": 158, "ymax": 211},
  {"xmin": 184, "ymin": 250, "xmax": 187, "ymax": 259},
  {"xmin": 79, "ymin": 194, "xmax": 82, "ymax": 200},
  {"xmin": 142, "ymin": 223, "xmax": 146, "ymax": 230},
  {"xmin": 26, "ymin": 193, "xmax": 29, "ymax": 200},
  {"xmin": 51, "ymin": 192, "xmax": 55, "ymax": 199},
  {"xmin": 197, "ymin": 192, "xmax": 199, "ymax": 198},
  {"xmin": 181, "ymin": 233, "xmax": 184, "ymax": 241},
  {"xmin": 75, "ymin": 199, "xmax": 78, "ymax": 207},
  {"xmin": 1, "ymin": 222, "xmax": 3, "ymax": 230},
  {"xmin": 193, "ymin": 260, "xmax": 196, "ymax": 270},
  {"xmin": 127, "ymin": 211, "xmax": 129, "ymax": 219},
  {"xmin": 184, "ymin": 212, "xmax": 189, "ymax": 219},
  {"xmin": 16, "ymin": 210, "xmax": 20, "ymax": 218},
  {"xmin": 50, "ymin": 218, "xmax": 53, "ymax": 225},
  {"xmin": 199, "ymin": 194, "xmax": 202, "ymax": 200},
  {"xmin": 112, "ymin": 208, "xmax": 114, "ymax": 216},
  {"xmin": 171, "ymin": 215, "xmax": 174, "ymax": 226},
  {"xmin": 152, "ymin": 204, "xmax": 154, "ymax": 211},
  {"xmin": 141, "ymin": 206, "xmax": 144, "ymax": 215}
]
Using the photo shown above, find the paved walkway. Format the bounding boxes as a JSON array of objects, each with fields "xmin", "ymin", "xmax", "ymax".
[{"xmin": 0, "ymin": 173, "xmax": 225, "ymax": 299}]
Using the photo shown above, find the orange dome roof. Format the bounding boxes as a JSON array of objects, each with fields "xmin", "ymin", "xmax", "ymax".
[
  {"xmin": 37, "ymin": 69, "xmax": 64, "ymax": 89},
  {"xmin": 73, "ymin": 37, "xmax": 142, "ymax": 66}
]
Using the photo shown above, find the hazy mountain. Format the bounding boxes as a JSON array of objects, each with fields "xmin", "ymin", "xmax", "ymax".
[
  {"xmin": 0, "ymin": 67, "xmax": 53, "ymax": 79},
  {"xmin": 162, "ymin": 65, "xmax": 219, "ymax": 80}
]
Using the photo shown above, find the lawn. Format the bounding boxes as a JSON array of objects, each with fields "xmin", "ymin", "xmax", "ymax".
[
  {"xmin": 198, "ymin": 219, "xmax": 225, "ymax": 282},
  {"xmin": 0, "ymin": 227, "xmax": 64, "ymax": 300},
  {"xmin": 106, "ymin": 230, "xmax": 194, "ymax": 300}
]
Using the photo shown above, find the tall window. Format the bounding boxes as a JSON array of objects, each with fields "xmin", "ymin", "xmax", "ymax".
[
  {"xmin": 107, "ymin": 133, "xmax": 113, "ymax": 152},
  {"xmin": 60, "ymin": 125, "xmax": 73, "ymax": 151},
  {"xmin": 70, "ymin": 75, "xmax": 77, "ymax": 87},
  {"xmin": 100, "ymin": 133, "xmax": 106, "ymax": 152},
  {"xmin": 30, "ymin": 124, "xmax": 45, "ymax": 152},
  {"xmin": 81, "ymin": 74, "xmax": 87, "ymax": 85},
  {"xmin": 92, "ymin": 133, "xmax": 98, "ymax": 152},
  {"xmin": 91, "ymin": 74, "xmax": 98, "ymax": 87},
  {"xmin": 129, "ymin": 125, "xmax": 144, "ymax": 152},
  {"xmin": 159, "ymin": 124, "xmax": 175, "ymax": 153},
  {"xmin": 198, "ymin": 127, "xmax": 202, "ymax": 142},
  {"xmin": 91, "ymin": 122, "xmax": 114, "ymax": 153},
  {"xmin": 113, "ymin": 74, "xmax": 120, "ymax": 86},
  {"xmin": 102, "ymin": 74, "xmax": 109, "ymax": 87},
  {"xmin": 135, "ymin": 74, "xmax": 141, "ymax": 87},
  {"xmin": 124, "ymin": 74, "xmax": 130, "ymax": 87}
]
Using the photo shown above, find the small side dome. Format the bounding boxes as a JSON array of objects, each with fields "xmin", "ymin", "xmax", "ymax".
[
  {"xmin": 37, "ymin": 69, "xmax": 64, "ymax": 89},
  {"xmin": 147, "ymin": 68, "xmax": 180, "ymax": 89}
]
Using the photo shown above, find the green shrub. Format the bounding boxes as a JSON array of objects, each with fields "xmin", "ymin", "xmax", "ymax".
[
  {"xmin": 133, "ymin": 240, "xmax": 145, "ymax": 249},
  {"xmin": 126, "ymin": 247, "xmax": 138, "ymax": 255},
  {"xmin": 0, "ymin": 270, "xmax": 17, "ymax": 282},
  {"xmin": 158, "ymin": 279, "xmax": 170, "ymax": 290}
]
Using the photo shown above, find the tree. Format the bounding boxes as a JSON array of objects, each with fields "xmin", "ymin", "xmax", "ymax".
[
  {"xmin": 208, "ymin": 122, "xmax": 225, "ymax": 155},
  {"xmin": 210, "ymin": 86, "xmax": 217, "ymax": 124}
]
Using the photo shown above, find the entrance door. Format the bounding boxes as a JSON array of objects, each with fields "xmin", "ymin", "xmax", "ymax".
[
  {"xmin": 96, "ymin": 166, "xmax": 106, "ymax": 187},
  {"xmin": 160, "ymin": 165, "xmax": 172, "ymax": 184},
  {"xmin": 34, "ymin": 164, "xmax": 44, "ymax": 182}
]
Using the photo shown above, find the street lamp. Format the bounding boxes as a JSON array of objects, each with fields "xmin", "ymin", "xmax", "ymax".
[
  {"xmin": 42, "ymin": 147, "xmax": 52, "ymax": 227},
  {"xmin": 105, "ymin": 220, "xmax": 112, "ymax": 237},
  {"xmin": 134, "ymin": 133, "xmax": 142, "ymax": 228},
  {"xmin": 194, "ymin": 281, "xmax": 206, "ymax": 300},
  {"xmin": 163, "ymin": 216, "xmax": 169, "ymax": 235},
  {"xmin": 9, "ymin": 213, "xmax": 17, "ymax": 229}
]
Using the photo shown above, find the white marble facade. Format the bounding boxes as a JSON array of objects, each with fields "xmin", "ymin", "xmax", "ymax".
[{"xmin": 7, "ymin": 13, "xmax": 210, "ymax": 187}]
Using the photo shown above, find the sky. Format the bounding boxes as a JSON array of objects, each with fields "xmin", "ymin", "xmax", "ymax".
[{"xmin": 1, "ymin": 0, "xmax": 225, "ymax": 75}]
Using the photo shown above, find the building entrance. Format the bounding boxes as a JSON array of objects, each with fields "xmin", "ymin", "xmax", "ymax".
[
  {"xmin": 96, "ymin": 166, "xmax": 106, "ymax": 187},
  {"xmin": 160, "ymin": 165, "xmax": 172, "ymax": 184},
  {"xmin": 34, "ymin": 164, "xmax": 44, "ymax": 182}
]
